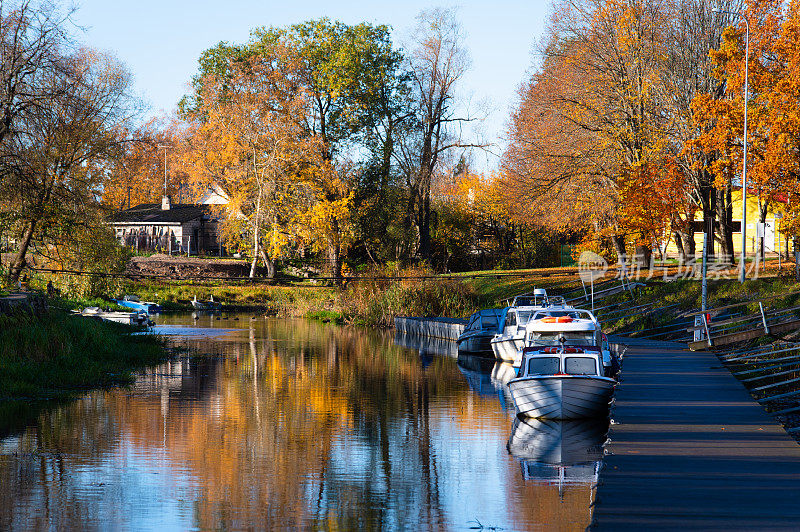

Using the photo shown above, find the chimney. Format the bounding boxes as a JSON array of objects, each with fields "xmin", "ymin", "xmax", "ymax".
[{"xmin": 161, "ymin": 195, "xmax": 171, "ymax": 210}]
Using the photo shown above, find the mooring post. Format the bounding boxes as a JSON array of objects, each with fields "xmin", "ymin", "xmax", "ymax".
[{"xmin": 702, "ymin": 313, "xmax": 713, "ymax": 347}]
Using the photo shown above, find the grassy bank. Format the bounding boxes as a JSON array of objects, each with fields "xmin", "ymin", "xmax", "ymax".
[
  {"xmin": 596, "ymin": 276, "xmax": 800, "ymax": 338},
  {"xmin": 0, "ymin": 309, "xmax": 168, "ymax": 401},
  {"xmin": 121, "ymin": 266, "xmax": 586, "ymax": 326}
]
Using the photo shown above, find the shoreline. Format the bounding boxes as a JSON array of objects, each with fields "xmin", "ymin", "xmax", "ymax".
[{"xmin": 0, "ymin": 308, "xmax": 169, "ymax": 404}]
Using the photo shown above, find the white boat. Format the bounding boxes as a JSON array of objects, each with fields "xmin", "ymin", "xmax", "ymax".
[
  {"xmin": 77, "ymin": 307, "xmax": 151, "ymax": 326},
  {"xmin": 508, "ymin": 344, "xmax": 616, "ymax": 420},
  {"xmin": 192, "ymin": 295, "xmax": 221, "ymax": 311},
  {"xmin": 506, "ymin": 305, "xmax": 615, "ymax": 372},
  {"xmin": 507, "ymin": 308, "xmax": 617, "ymax": 419},
  {"xmin": 490, "ymin": 289, "xmax": 549, "ymax": 364}
]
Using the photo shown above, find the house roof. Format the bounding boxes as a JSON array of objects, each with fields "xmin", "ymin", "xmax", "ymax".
[{"xmin": 109, "ymin": 203, "xmax": 212, "ymax": 225}]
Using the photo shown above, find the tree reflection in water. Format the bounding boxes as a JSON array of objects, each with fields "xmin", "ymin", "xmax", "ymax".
[{"xmin": 0, "ymin": 315, "xmax": 602, "ymax": 530}]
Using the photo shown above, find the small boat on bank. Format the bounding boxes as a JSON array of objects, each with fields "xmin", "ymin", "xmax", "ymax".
[
  {"xmin": 456, "ymin": 308, "xmax": 505, "ymax": 356},
  {"xmin": 490, "ymin": 289, "xmax": 549, "ymax": 363},
  {"xmin": 115, "ymin": 294, "xmax": 162, "ymax": 314},
  {"xmin": 508, "ymin": 344, "xmax": 616, "ymax": 420},
  {"xmin": 77, "ymin": 307, "xmax": 151, "ymax": 326},
  {"xmin": 191, "ymin": 295, "xmax": 221, "ymax": 311}
]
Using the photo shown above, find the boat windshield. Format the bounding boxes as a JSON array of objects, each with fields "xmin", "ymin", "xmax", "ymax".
[
  {"xmin": 481, "ymin": 316, "xmax": 499, "ymax": 330},
  {"xmin": 527, "ymin": 357, "xmax": 560, "ymax": 375},
  {"xmin": 517, "ymin": 311, "xmax": 532, "ymax": 325},
  {"xmin": 565, "ymin": 357, "xmax": 597, "ymax": 375},
  {"xmin": 528, "ymin": 331, "xmax": 596, "ymax": 346}
]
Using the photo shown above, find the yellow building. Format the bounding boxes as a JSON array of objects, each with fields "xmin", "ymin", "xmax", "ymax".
[{"xmin": 663, "ymin": 188, "xmax": 788, "ymax": 257}]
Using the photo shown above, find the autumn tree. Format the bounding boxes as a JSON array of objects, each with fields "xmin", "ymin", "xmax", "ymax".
[
  {"xmin": 396, "ymin": 8, "xmax": 485, "ymax": 261},
  {"xmin": 0, "ymin": 1, "xmax": 74, "ymax": 178},
  {"xmin": 658, "ymin": 0, "xmax": 744, "ymax": 262},
  {"xmin": 768, "ymin": 1, "xmax": 800, "ymax": 245},
  {"xmin": 501, "ymin": 0, "xmax": 744, "ymax": 265},
  {"xmin": 181, "ymin": 54, "xmax": 313, "ymax": 278},
  {"xmin": 687, "ymin": 0, "xmax": 787, "ymax": 264},
  {"xmin": 182, "ymin": 19, "xmax": 409, "ymax": 280},
  {"xmin": 502, "ymin": 0, "xmax": 672, "ymax": 264},
  {"xmin": 102, "ymin": 120, "xmax": 192, "ymax": 211},
  {"xmin": 0, "ymin": 48, "xmax": 138, "ymax": 282}
]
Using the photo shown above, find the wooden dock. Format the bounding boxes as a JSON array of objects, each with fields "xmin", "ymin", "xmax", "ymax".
[{"xmin": 591, "ymin": 337, "xmax": 800, "ymax": 529}]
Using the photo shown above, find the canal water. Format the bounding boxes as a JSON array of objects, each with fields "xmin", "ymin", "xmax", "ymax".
[{"xmin": 0, "ymin": 314, "xmax": 607, "ymax": 530}]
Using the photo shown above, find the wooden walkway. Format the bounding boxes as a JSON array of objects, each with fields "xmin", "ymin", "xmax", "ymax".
[{"xmin": 592, "ymin": 338, "xmax": 800, "ymax": 530}]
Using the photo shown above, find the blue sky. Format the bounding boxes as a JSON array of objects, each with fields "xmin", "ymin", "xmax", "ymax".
[{"xmin": 70, "ymin": 1, "xmax": 551, "ymax": 170}]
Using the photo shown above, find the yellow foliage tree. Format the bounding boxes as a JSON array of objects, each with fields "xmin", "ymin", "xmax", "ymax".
[{"xmin": 180, "ymin": 53, "xmax": 315, "ymax": 277}]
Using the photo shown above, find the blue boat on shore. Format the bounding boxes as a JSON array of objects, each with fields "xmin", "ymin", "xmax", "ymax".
[{"xmin": 115, "ymin": 295, "xmax": 162, "ymax": 314}]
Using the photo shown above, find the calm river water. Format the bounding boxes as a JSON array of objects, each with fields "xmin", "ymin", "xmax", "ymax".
[{"xmin": 0, "ymin": 313, "xmax": 607, "ymax": 531}]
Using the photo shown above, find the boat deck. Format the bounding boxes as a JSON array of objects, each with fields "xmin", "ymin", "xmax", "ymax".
[{"xmin": 591, "ymin": 339, "xmax": 800, "ymax": 530}]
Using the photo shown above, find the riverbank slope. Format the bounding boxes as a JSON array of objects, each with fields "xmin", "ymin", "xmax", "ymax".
[{"xmin": 0, "ymin": 309, "xmax": 167, "ymax": 402}]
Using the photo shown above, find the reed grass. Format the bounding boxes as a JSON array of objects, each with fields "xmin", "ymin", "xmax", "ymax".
[{"xmin": 0, "ymin": 310, "xmax": 167, "ymax": 401}]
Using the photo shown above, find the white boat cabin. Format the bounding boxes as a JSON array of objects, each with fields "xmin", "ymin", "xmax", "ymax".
[
  {"xmin": 519, "ymin": 348, "xmax": 604, "ymax": 378},
  {"xmin": 521, "ymin": 307, "xmax": 613, "ymax": 374}
]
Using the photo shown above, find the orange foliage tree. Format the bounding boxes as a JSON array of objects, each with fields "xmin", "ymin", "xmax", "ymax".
[
  {"xmin": 103, "ymin": 120, "xmax": 192, "ymax": 211},
  {"xmin": 502, "ymin": 0, "xmax": 677, "ymax": 264},
  {"xmin": 688, "ymin": 0, "xmax": 786, "ymax": 255}
]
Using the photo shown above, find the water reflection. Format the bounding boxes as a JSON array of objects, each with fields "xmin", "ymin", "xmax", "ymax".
[
  {"xmin": 0, "ymin": 315, "xmax": 603, "ymax": 531},
  {"xmin": 393, "ymin": 331, "xmax": 459, "ymax": 358}
]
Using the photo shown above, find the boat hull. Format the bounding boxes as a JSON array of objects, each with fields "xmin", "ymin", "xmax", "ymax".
[
  {"xmin": 78, "ymin": 309, "xmax": 148, "ymax": 326},
  {"xmin": 508, "ymin": 375, "xmax": 615, "ymax": 420},
  {"xmin": 491, "ymin": 336, "xmax": 524, "ymax": 364},
  {"xmin": 456, "ymin": 331, "xmax": 496, "ymax": 356}
]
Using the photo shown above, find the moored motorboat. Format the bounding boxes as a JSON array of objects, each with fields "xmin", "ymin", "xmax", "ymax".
[
  {"xmin": 508, "ymin": 345, "xmax": 616, "ymax": 419},
  {"xmin": 490, "ymin": 289, "xmax": 550, "ymax": 364},
  {"xmin": 456, "ymin": 308, "xmax": 505, "ymax": 356},
  {"xmin": 513, "ymin": 305, "xmax": 616, "ymax": 374}
]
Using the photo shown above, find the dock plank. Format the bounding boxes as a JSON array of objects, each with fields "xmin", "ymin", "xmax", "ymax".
[{"xmin": 591, "ymin": 344, "xmax": 800, "ymax": 530}]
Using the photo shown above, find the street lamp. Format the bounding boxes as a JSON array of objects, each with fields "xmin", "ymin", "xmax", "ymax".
[{"xmin": 714, "ymin": 8, "xmax": 750, "ymax": 283}]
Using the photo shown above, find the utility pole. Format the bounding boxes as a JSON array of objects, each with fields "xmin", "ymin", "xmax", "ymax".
[
  {"xmin": 713, "ymin": 8, "xmax": 750, "ymax": 282},
  {"xmin": 158, "ymin": 145, "xmax": 170, "ymax": 196}
]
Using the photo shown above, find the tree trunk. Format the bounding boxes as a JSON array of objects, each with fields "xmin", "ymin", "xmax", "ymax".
[
  {"xmin": 795, "ymin": 237, "xmax": 799, "ymax": 281},
  {"xmin": 330, "ymin": 216, "xmax": 342, "ymax": 284},
  {"xmin": 8, "ymin": 221, "xmax": 36, "ymax": 283},
  {"xmin": 715, "ymin": 187, "xmax": 734, "ymax": 264},
  {"xmin": 673, "ymin": 230, "xmax": 687, "ymax": 264},
  {"xmin": 612, "ymin": 234, "xmax": 627, "ymax": 266},
  {"xmin": 634, "ymin": 243, "xmax": 652, "ymax": 268},
  {"xmin": 258, "ymin": 247, "xmax": 275, "ymax": 278},
  {"xmin": 249, "ymin": 222, "xmax": 260, "ymax": 279},
  {"xmin": 417, "ymin": 187, "xmax": 431, "ymax": 260},
  {"xmin": 329, "ymin": 242, "xmax": 341, "ymax": 284}
]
